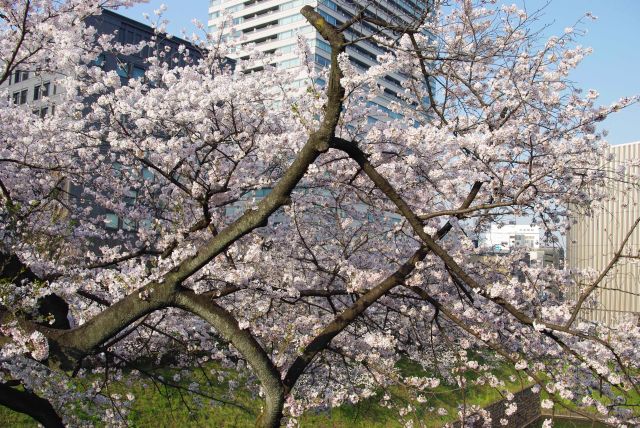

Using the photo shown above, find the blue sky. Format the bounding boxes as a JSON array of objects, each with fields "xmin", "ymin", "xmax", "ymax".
[{"xmin": 116, "ymin": 1, "xmax": 640, "ymax": 146}]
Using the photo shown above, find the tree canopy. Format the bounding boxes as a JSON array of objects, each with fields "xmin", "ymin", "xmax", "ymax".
[{"xmin": 0, "ymin": 1, "xmax": 638, "ymax": 426}]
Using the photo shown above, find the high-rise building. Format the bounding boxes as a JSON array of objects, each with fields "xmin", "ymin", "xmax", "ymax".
[
  {"xmin": 567, "ymin": 141, "xmax": 640, "ymax": 325},
  {"xmin": 208, "ymin": 0, "xmax": 429, "ymax": 116}
]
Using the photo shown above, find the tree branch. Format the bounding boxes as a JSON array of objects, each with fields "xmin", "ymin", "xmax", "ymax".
[{"xmin": 282, "ymin": 179, "xmax": 482, "ymax": 392}]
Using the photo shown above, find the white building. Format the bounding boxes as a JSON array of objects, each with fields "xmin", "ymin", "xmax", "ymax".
[
  {"xmin": 481, "ymin": 223, "xmax": 541, "ymax": 253},
  {"xmin": 208, "ymin": 0, "xmax": 429, "ymax": 115}
]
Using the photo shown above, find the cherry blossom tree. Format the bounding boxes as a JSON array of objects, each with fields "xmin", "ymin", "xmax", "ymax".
[{"xmin": 1, "ymin": 0, "xmax": 639, "ymax": 427}]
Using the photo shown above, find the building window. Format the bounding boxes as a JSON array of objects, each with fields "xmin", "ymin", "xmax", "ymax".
[
  {"xmin": 33, "ymin": 82, "xmax": 49, "ymax": 101},
  {"xmin": 13, "ymin": 89, "xmax": 28, "ymax": 105},
  {"xmin": 104, "ymin": 213, "xmax": 119, "ymax": 229},
  {"xmin": 122, "ymin": 218, "xmax": 137, "ymax": 231},
  {"xmin": 142, "ymin": 167, "xmax": 154, "ymax": 181},
  {"xmin": 278, "ymin": 30, "xmax": 293, "ymax": 40},
  {"xmin": 13, "ymin": 70, "xmax": 29, "ymax": 84},
  {"xmin": 116, "ymin": 62, "xmax": 129, "ymax": 78},
  {"xmin": 103, "ymin": 188, "xmax": 139, "ymax": 231},
  {"xmin": 254, "ymin": 188, "xmax": 271, "ymax": 197},
  {"xmin": 315, "ymin": 39, "xmax": 331, "ymax": 53},
  {"xmin": 277, "ymin": 44, "xmax": 296, "ymax": 54},
  {"xmin": 319, "ymin": 0, "xmax": 337, "ymax": 10},
  {"xmin": 93, "ymin": 53, "xmax": 107, "ymax": 68},
  {"xmin": 315, "ymin": 54, "xmax": 330, "ymax": 67},
  {"xmin": 32, "ymin": 107, "xmax": 51, "ymax": 118},
  {"xmin": 124, "ymin": 190, "xmax": 137, "ymax": 206},
  {"xmin": 279, "ymin": 58, "xmax": 300, "ymax": 69},
  {"xmin": 104, "ymin": 213, "xmax": 138, "ymax": 232},
  {"xmin": 279, "ymin": 14, "xmax": 302, "ymax": 25},
  {"xmin": 116, "ymin": 62, "xmax": 145, "ymax": 79},
  {"xmin": 226, "ymin": 3, "xmax": 243, "ymax": 13},
  {"xmin": 281, "ymin": 0, "xmax": 307, "ymax": 11},
  {"xmin": 131, "ymin": 65, "xmax": 145, "ymax": 79}
]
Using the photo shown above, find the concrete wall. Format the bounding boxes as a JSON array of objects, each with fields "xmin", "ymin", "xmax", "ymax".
[{"xmin": 567, "ymin": 142, "xmax": 640, "ymax": 324}]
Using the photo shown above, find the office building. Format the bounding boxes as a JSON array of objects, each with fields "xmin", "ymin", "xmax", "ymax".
[
  {"xmin": 1, "ymin": 9, "xmax": 201, "ymax": 233},
  {"xmin": 567, "ymin": 141, "xmax": 640, "ymax": 324},
  {"xmin": 477, "ymin": 223, "xmax": 563, "ymax": 270},
  {"xmin": 528, "ymin": 247, "xmax": 563, "ymax": 269},
  {"xmin": 3, "ymin": 9, "xmax": 199, "ymax": 115}
]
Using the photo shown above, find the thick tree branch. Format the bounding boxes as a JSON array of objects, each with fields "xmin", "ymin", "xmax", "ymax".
[
  {"xmin": 0, "ymin": 382, "xmax": 64, "ymax": 428},
  {"xmin": 8, "ymin": 7, "xmax": 352, "ymax": 427},
  {"xmin": 49, "ymin": 115, "xmax": 332, "ymax": 357},
  {"xmin": 0, "ymin": 252, "xmax": 69, "ymax": 330},
  {"xmin": 173, "ymin": 289, "xmax": 284, "ymax": 428}
]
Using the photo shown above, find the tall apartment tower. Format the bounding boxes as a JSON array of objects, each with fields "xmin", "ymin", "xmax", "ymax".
[
  {"xmin": 567, "ymin": 142, "xmax": 640, "ymax": 325},
  {"xmin": 208, "ymin": 0, "xmax": 429, "ymax": 116}
]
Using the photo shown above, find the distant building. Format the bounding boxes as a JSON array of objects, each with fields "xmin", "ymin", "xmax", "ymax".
[
  {"xmin": 477, "ymin": 223, "xmax": 562, "ymax": 270},
  {"xmin": 567, "ymin": 141, "xmax": 640, "ymax": 324},
  {"xmin": 527, "ymin": 247, "xmax": 564, "ymax": 269},
  {"xmin": 2, "ymin": 9, "xmax": 200, "ymax": 115},
  {"xmin": 481, "ymin": 223, "xmax": 541, "ymax": 254}
]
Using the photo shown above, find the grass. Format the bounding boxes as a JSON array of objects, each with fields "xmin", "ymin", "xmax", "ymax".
[{"xmin": 0, "ymin": 358, "xmax": 530, "ymax": 427}]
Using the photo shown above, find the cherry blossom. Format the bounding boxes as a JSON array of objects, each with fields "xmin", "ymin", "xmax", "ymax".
[{"xmin": 0, "ymin": 1, "xmax": 639, "ymax": 427}]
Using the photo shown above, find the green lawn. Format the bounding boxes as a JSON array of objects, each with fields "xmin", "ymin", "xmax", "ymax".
[
  {"xmin": 0, "ymin": 359, "xmax": 529, "ymax": 427},
  {"xmin": 7, "ymin": 356, "xmax": 635, "ymax": 427}
]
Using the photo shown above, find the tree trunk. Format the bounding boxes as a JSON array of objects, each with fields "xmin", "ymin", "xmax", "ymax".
[{"xmin": 255, "ymin": 390, "xmax": 285, "ymax": 428}]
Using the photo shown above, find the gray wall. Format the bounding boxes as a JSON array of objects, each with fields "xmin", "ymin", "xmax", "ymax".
[{"xmin": 567, "ymin": 142, "xmax": 640, "ymax": 324}]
